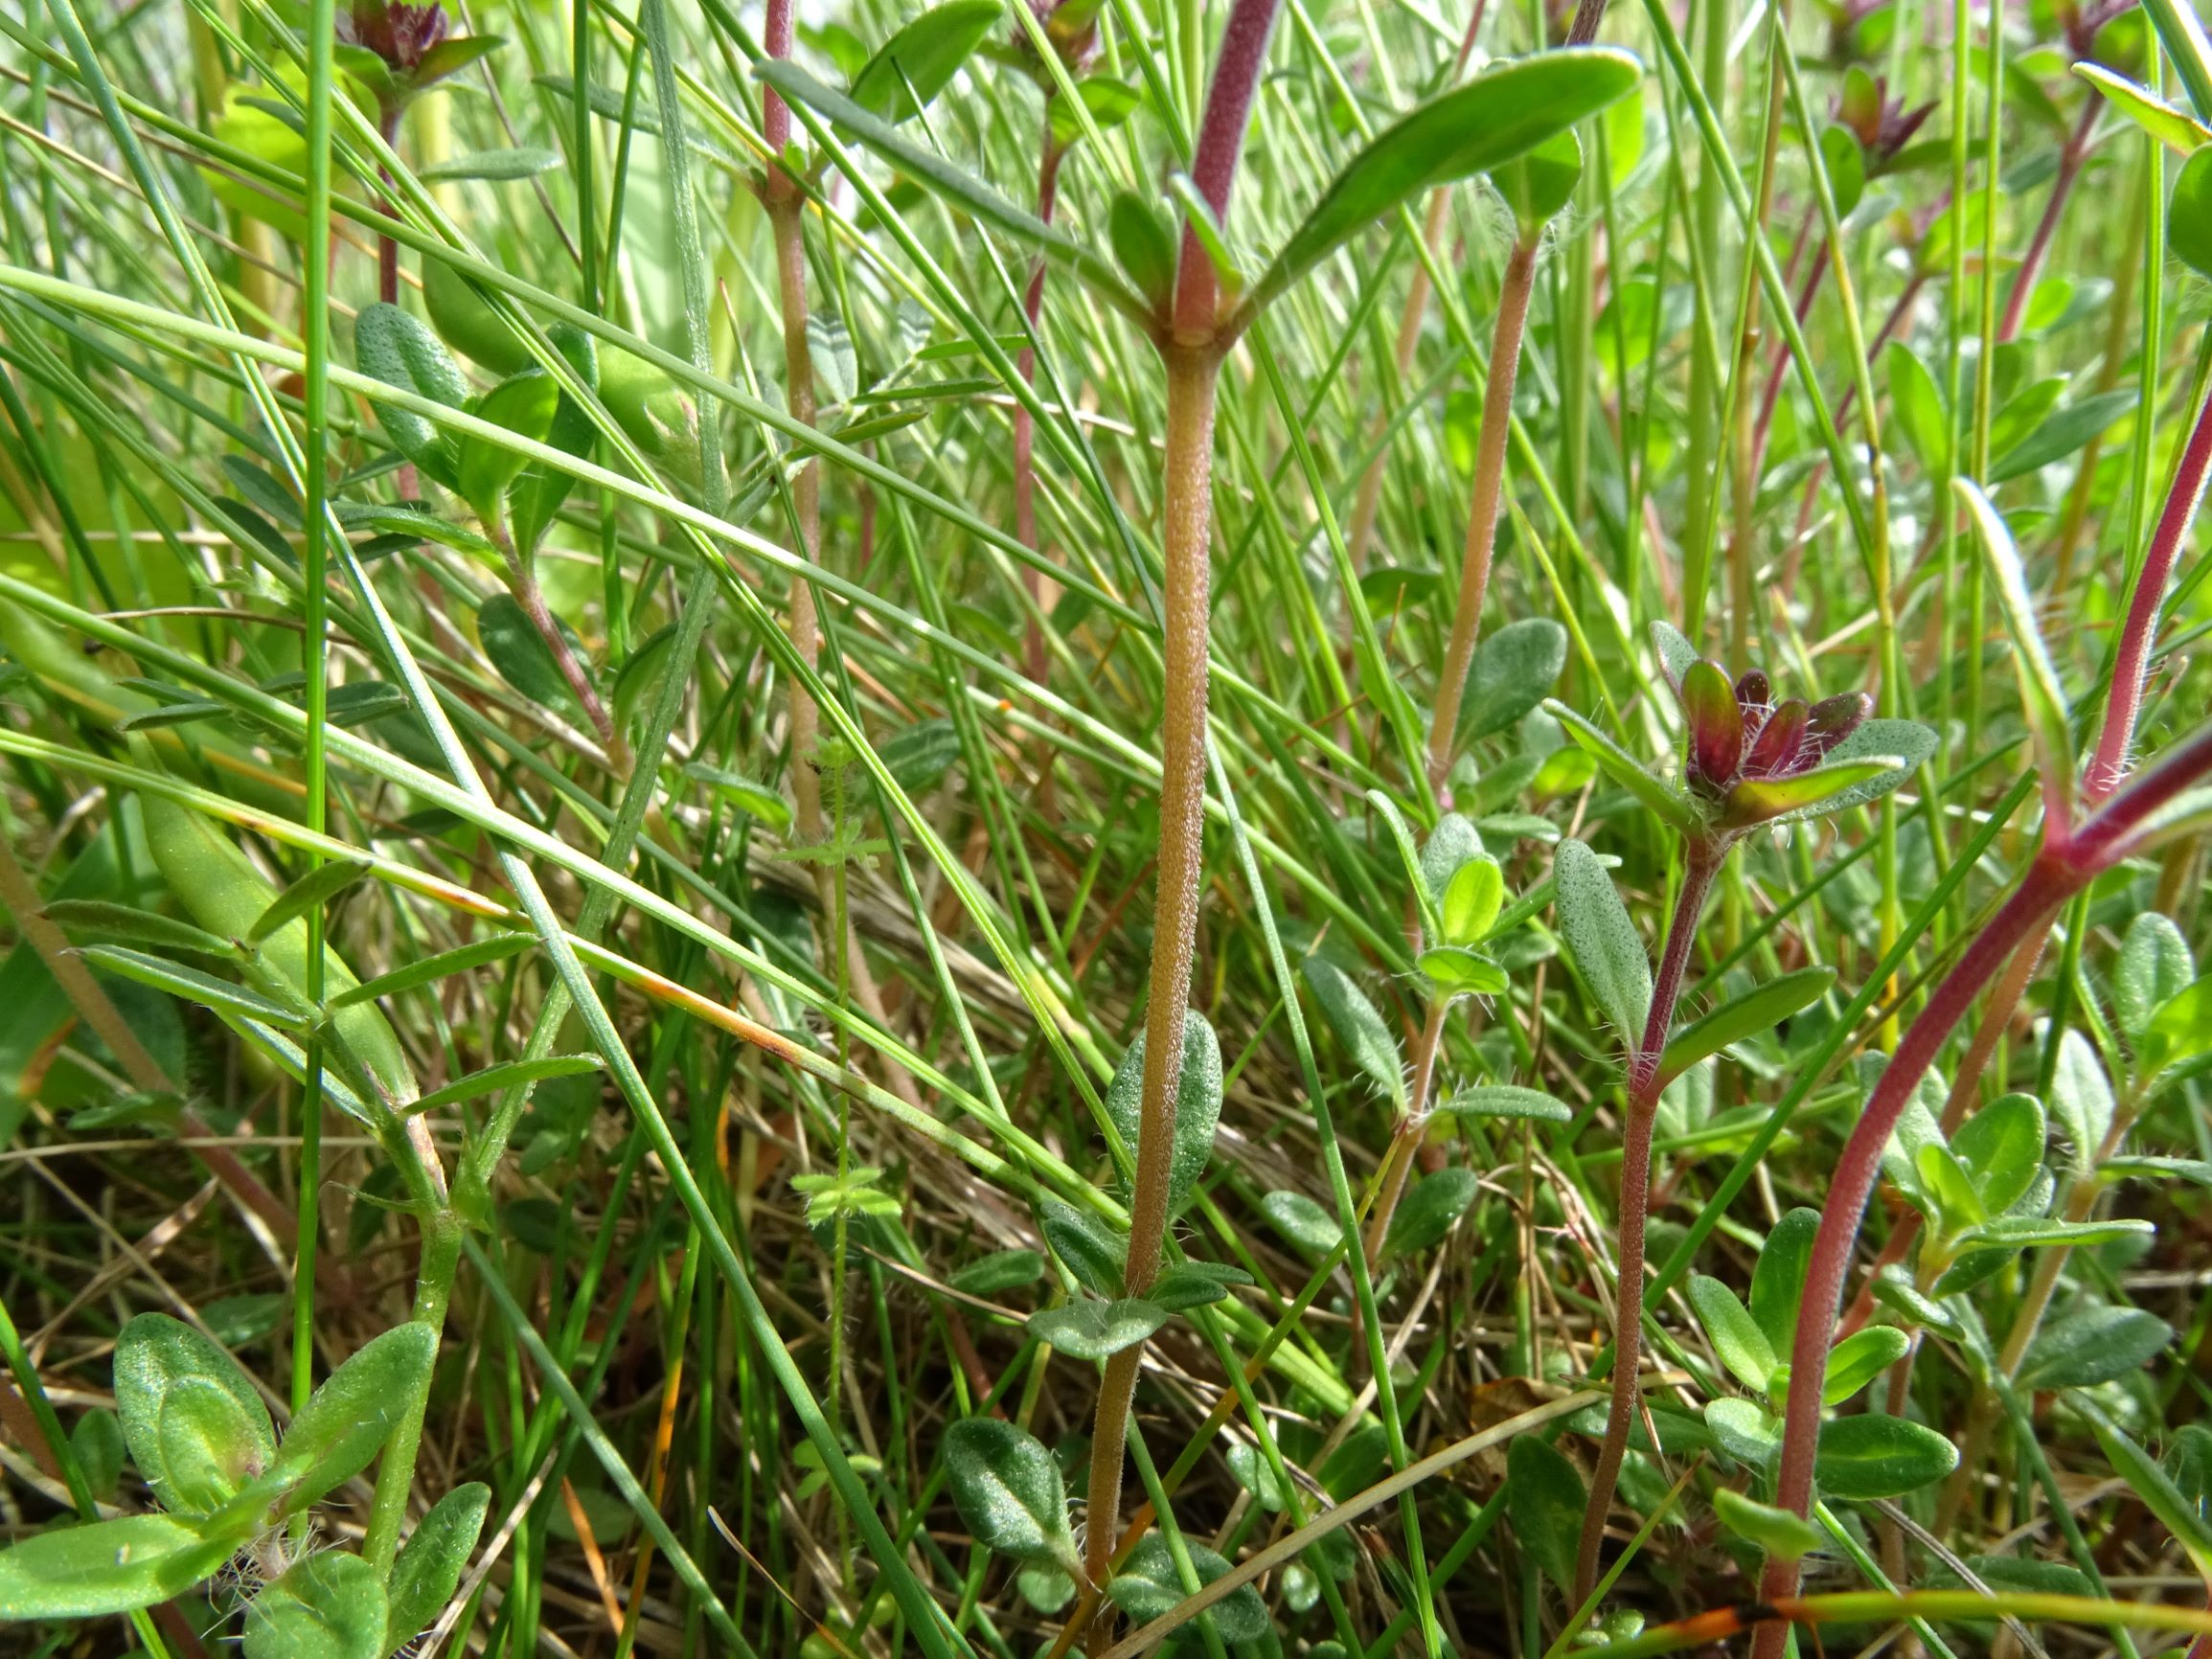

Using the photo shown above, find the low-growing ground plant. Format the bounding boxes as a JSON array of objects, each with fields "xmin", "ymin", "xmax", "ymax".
[{"xmin": 2, "ymin": 0, "xmax": 2212, "ymax": 1653}]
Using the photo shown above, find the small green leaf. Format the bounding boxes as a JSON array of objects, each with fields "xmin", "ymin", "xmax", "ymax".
[
  {"xmin": 80, "ymin": 944, "xmax": 307, "ymax": 1029},
  {"xmin": 1418, "ymin": 812, "xmax": 1488, "ymax": 913},
  {"xmin": 509, "ymin": 326, "xmax": 600, "ymax": 557},
  {"xmin": 1955, "ymin": 1215, "xmax": 2155, "ymax": 1249},
  {"xmin": 943, "ymin": 1419, "xmax": 1078, "ymax": 1569},
  {"xmin": 1017, "ymin": 1562, "xmax": 1075, "ymax": 1612},
  {"xmin": 2142, "ymin": 975, "xmax": 2212, "ymax": 1079},
  {"xmin": 1418, "ymin": 945, "xmax": 1508, "ymax": 996},
  {"xmin": 1951, "ymin": 1092, "xmax": 2045, "ymax": 1216},
  {"xmin": 71, "ymin": 1408, "xmax": 125, "ymax": 1500},
  {"xmin": 2084, "ymin": 1405, "xmax": 2212, "ymax": 1577},
  {"xmin": 848, "ymin": 0, "xmax": 999, "ymax": 121},
  {"xmin": 2049, "ymin": 1027, "xmax": 2116, "ymax": 1173},
  {"xmin": 1723, "ymin": 759, "xmax": 1904, "ymax": 827},
  {"xmin": 247, "ymin": 858, "xmax": 373, "ymax": 946},
  {"xmin": 331, "ymin": 934, "xmax": 536, "ymax": 1009},
  {"xmin": 476, "ymin": 592, "xmax": 584, "ymax": 712},
  {"xmin": 1108, "ymin": 191, "xmax": 1175, "ymax": 309},
  {"xmin": 1690, "ymin": 1274, "xmax": 1776, "ymax": 1392},
  {"xmin": 1049, "ymin": 77, "xmax": 1142, "ymax": 149},
  {"xmin": 2167, "ymin": 145, "xmax": 2212, "ymax": 281},
  {"xmin": 268, "ymin": 1323, "xmax": 438, "ymax": 1517},
  {"xmin": 949, "ymin": 1249, "xmax": 1043, "ymax": 1298},
  {"xmin": 1495, "ymin": 131, "xmax": 1583, "ymax": 236},
  {"xmin": 878, "ymin": 717, "xmax": 963, "ymax": 791},
  {"xmin": 1107, "ymin": 1536, "xmax": 1267, "ymax": 1645},
  {"xmin": 1657, "ymin": 966, "xmax": 1835, "ymax": 1086},
  {"xmin": 243, "ymin": 1550, "xmax": 386, "ymax": 1659},
  {"xmin": 1704, "ymin": 1397, "xmax": 1780, "ymax": 1466},
  {"xmin": 1435, "ymin": 1083, "xmax": 1572, "ymax": 1122},
  {"xmin": 1916, "ymin": 1142, "xmax": 1987, "ymax": 1228},
  {"xmin": 1750, "ymin": 1208, "xmax": 1821, "ymax": 1355},
  {"xmin": 1819, "ymin": 124, "xmax": 1865, "ymax": 216},
  {"xmin": 0, "ymin": 1514, "xmax": 236, "ymax": 1620},
  {"xmin": 1441, "ymin": 855, "xmax": 1504, "ymax": 947},
  {"xmin": 1026, "ymin": 1298, "xmax": 1166, "ymax": 1361},
  {"xmin": 2075, "ymin": 61, "xmax": 2212, "ymax": 152},
  {"xmin": 419, "ymin": 146, "xmax": 561, "ymax": 181},
  {"xmin": 1713, "ymin": 1487, "xmax": 1826, "ymax": 1562},
  {"xmin": 414, "ymin": 34, "xmax": 502, "ymax": 85},
  {"xmin": 1991, "ymin": 390, "xmax": 2136, "ymax": 482},
  {"xmin": 1465, "ymin": 622, "xmax": 1569, "ymax": 741},
  {"xmin": 1762, "ymin": 718, "xmax": 1938, "ymax": 824},
  {"xmin": 1547, "ymin": 701, "xmax": 1698, "ymax": 835},
  {"xmin": 1303, "ymin": 959, "xmax": 1405, "ymax": 1110},
  {"xmin": 682, "ymin": 763, "xmax": 794, "ymax": 833},
  {"xmin": 1815, "ymin": 1414, "xmax": 1959, "ymax": 1499},
  {"xmin": 458, "ymin": 370, "xmax": 559, "ymax": 523},
  {"xmin": 1506, "ymin": 1435, "xmax": 1585, "ymax": 1587},
  {"xmin": 1102, "ymin": 1012, "xmax": 1223, "ymax": 1218},
  {"xmin": 1885, "ymin": 340, "xmax": 1950, "ymax": 477},
  {"xmin": 1385, "ymin": 1166, "xmax": 1480, "ymax": 1256},
  {"xmin": 113, "ymin": 1312, "xmax": 277, "ymax": 1518},
  {"xmin": 1259, "ymin": 1190, "xmax": 1342, "ymax": 1256},
  {"xmin": 2018, "ymin": 1304, "xmax": 2172, "ymax": 1389},
  {"xmin": 1040, "ymin": 1198, "xmax": 1127, "ymax": 1297},
  {"xmin": 2116, "ymin": 913, "xmax": 2194, "ymax": 1044},
  {"xmin": 44, "ymin": 900, "xmax": 239, "ymax": 960},
  {"xmin": 402, "ymin": 1056, "xmax": 602, "ymax": 1119},
  {"xmin": 1225, "ymin": 1441, "xmax": 1288, "ymax": 1510},
  {"xmin": 353, "ymin": 302, "xmax": 467, "ymax": 489},
  {"xmin": 1553, "ymin": 838, "xmax": 1653, "ymax": 1053},
  {"xmin": 1167, "ymin": 171, "xmax": 1241, "ymax": 291},
  {"xmin": 385, "ymin": 1482, "xmax": 490, "ymax": 1651},
  {"xmin": 1148, "ymin": 1260, "xmax": 1253, "ymax": 1311},
  {"xmin": 1250, "ymin": 49, "xmax": 1642, "ymax": 313},
  {"xmin": 1956, "ymin": 479, "xmax": 2074, "ymax": 823},
  {"xmin": 1822, "ymin": 1326, "xmax": 1911, "ymax": 1404}
]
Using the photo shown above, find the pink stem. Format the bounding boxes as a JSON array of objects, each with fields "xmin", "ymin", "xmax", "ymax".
[
  {"xmin": 1574, "ymin": 837, "xmax": 1724, "ymax": 1605},
  {"xmin": 762, "ymin": 0, "xmax": 793, "ymax": 162},
  {"xmin": 2086, "ymin": 381, "xmax": 2212, "ymax": 800},
  {"xmin": 1997, "ymin": 99, "xmax": 2099, "ymax": 345},
  {"xmin": 1750, "ymin": 862, "xmax": 2075, "ymax": 1659},
  {"xmin": 1751, "ymin": 241, "xmax": 1829, "ymax": 481},
  {"xmin": 1170, "ymin": 0, "xmax": 1279, "ymax": 341}
]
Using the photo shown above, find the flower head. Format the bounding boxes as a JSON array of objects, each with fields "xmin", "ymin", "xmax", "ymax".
[
  {"xmin": 337, "ymin": 1, "xmax": 447, "ymax": 74},
  {"xmin": 1667, "ymin": 649, "xmax": 1877, "ymax": 830},
  {"xmin": 1836, "ymin": 70, "xmax": 1935, "ymax": 170}
]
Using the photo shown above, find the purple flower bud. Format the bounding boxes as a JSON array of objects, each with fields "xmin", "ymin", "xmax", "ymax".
[
  {"xmin": 338, "ymin": 0, "xmax": 448, "ymax": 73},
  {"xmin": 1806, "ymin": 692, "xmax": 1873, "ymax": 759},
  {"xmin": 1744, "ymin": 698, "xmax": 1810, "ymax": 778},
  {"xmin": 1679, "ymin": 660, "xmax": 1745, "ymax": 791}
]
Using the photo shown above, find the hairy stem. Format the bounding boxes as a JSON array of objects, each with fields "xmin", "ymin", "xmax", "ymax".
[
  {"xmin": 1426, "ymin": 234, "xmax": 1539, "ymax": 795},
  {"xmin": 1575, "ymin": 836, "xmax": 1722, "ymax": 1605},
  {"xmin": 1083, "ymin": 348, "xmax": 1220, "ymax": 1607},
  {"xmin": 1751, "ymin": 867, "xmax": 2074, "ymax": 1659},
  {"xmin": 2087, "ymin": 377, "xmax": 2212, "ymax": 800},
  {"xmin": 1997, "ymin": 98, "xmax": 2098, "ymax": 345}
]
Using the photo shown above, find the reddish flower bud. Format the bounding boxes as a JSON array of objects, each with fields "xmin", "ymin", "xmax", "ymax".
[
  {"xmin": 1680, "ymin": 660, "xmax": 1745, "ymax": 792},
  {"xmin": 1806, "ymin": 692, "xmax": 1873, "ymax": 759},
  {"xmin": 1745, "ymin": 698, "xmax": 1810, "ymax": 778}
]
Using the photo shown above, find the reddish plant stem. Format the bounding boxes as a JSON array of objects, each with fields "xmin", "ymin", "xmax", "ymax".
[
  {"xmin": 1997, "ymin": 98, "xmax": 2099, "ymax": 344},
  {"xmin": 1573, "ymin": 836, "xmax": 1723, "ymax": 1606},
  {"xmin": 1426, "ymin": 234, "xmax": 1539, "ymax": 795},
  {"xmin": 1836, "ymin": 929, "xmax": 2048, "ymax": 1338},
  {"xmin": 1751, "ymin": 875, "xmax": 2072, "ymax": 1659},
  {"xmin": 2087, "ymin": 378, "xmax": 2212, "ymax": 800},
  {"xmin": 512, "ymin": 557, "xmax": 615, "ymax": 745},
  {"xmin": 1015, "ymin": 126, "xmax": 1067, "ymax": 686},
  {"xmin": 376, "ymin": 108, "xmax": 401, "ymax": 307},
  {"xmin": 1751, "ymin": 238, "xmax": 1829, "ymax": 480},
  {"xmin": 1169, "ymin": 0, "xmax": 1276, "ymax": 342}
]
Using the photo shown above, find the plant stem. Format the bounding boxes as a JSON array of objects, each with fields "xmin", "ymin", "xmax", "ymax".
[
  {"xmin": 1016, "ymin": 125, "xmax": 1067, "ymax": 686},
  {"xmin": 511, "ymin": 551, "xmax": 616, "ymax": 746},
  {"xmin": 1751, "ymin": 867, "xmax": 2072, "ymax": 1659},
  {"xmin": 1574, "ymin": 835, "xmax": 1722, "ymax": 1606},
  {"xmin": 1081, "ymin": 2, "xmax": 1276, "ymax": 1625},
  {"xmin": 1997, "ymin": 98, "xmax": 2098, "ymax": 344},
  {"xmin": 1083, "ymin": 344, "xmax": 1220, "ymax": 1602},
  {"xmin": 1359, "ymin": 999, "xmax": 1448, "ymax": 1273},
  {"xmin": 2086, "ymin": 376, "xmax": 2212, "ymax": 800},
  {"xmin": 1426, "ymin": 232, "xmax": 1538, "ymax": 796}
]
